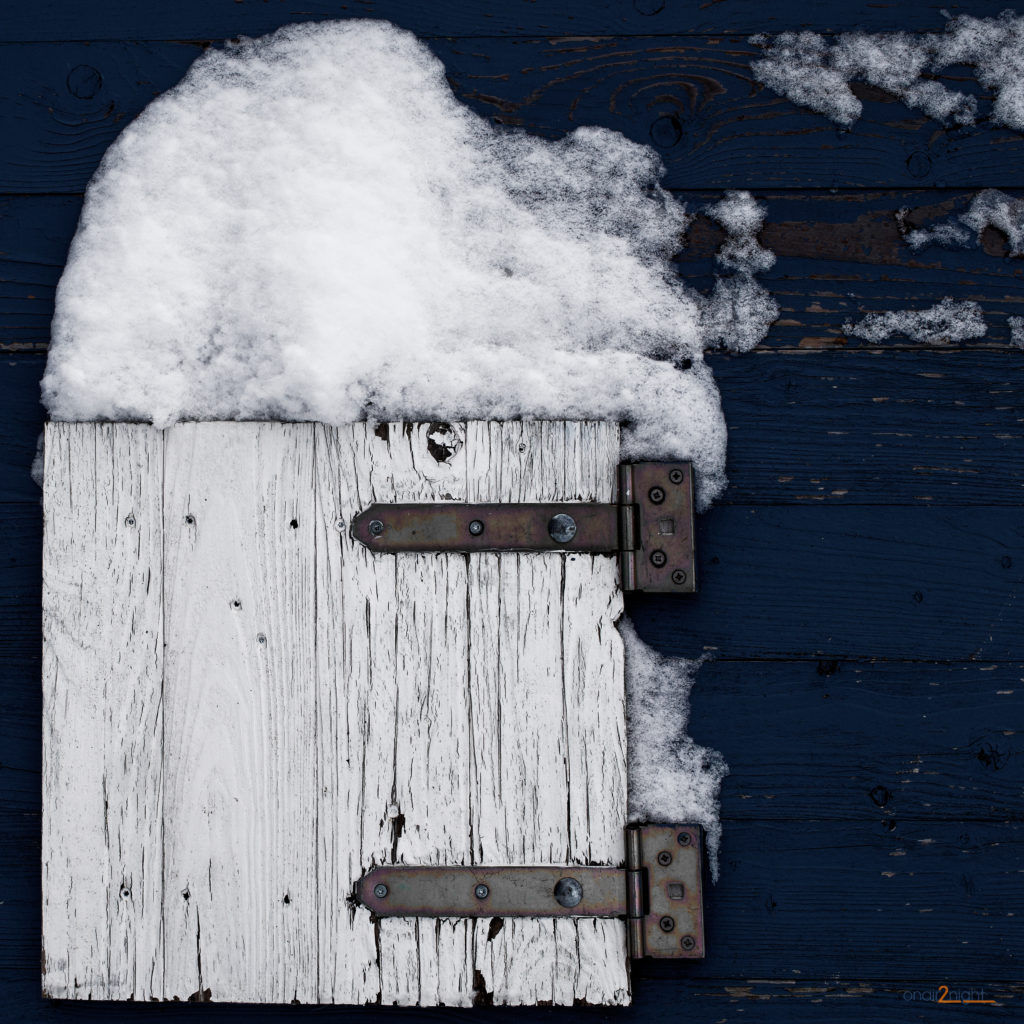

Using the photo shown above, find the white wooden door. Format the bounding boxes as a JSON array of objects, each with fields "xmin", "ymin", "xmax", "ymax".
[{"xmin": 42, "ymin": 420, "xmax": 628, "ymax": 1005}]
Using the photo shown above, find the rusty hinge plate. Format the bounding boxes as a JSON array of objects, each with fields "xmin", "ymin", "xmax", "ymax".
[
  {"xmin": 350, "ymin": 461, "xmax": 695, "ymax": 594},
  {"xmin": 355, "ymin": 823, "xmax": 704, "ymax": 959}
]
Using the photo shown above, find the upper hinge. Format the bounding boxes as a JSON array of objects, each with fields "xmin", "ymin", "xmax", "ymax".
[
  {"xmin": 355, "ymin": 823, "xmax": 704, "ymax": 960},
  {"xmin": 350, "ymin": 461, "xmax": 695, "ymax": 593}
]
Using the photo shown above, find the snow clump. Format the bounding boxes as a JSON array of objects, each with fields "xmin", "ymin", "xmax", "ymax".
[
  {"xmin": 700, "ymin": 191, "xmax": 780, "ymax": 354},
  {"xmin": 41, "ymin": 20, "xmax": 780, "ymax": 510},
  {"xmin": 899, "ymin": 189, "xmax": 1024, "ymax": 255},
  {"xmin": 844, "ymin": 298, "xmax": 987, "ymax": 345},
  {"xmin": 752, "ymin": 11, "xmax": 1024, "ymax": 131}
]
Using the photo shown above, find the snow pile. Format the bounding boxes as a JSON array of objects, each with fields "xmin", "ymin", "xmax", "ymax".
[
  {"xmin": 41, "ymin": 20, "xmax": 780, "ymax": 510},
  {"xmin": 751, "ymin": 11, "xmax": 1024, "ymax": 131},
  {"xmin": 42, "ymin": 19, "xmax": 754, "ymax": 863},
  {"xmin": 899, "ymin": 189, "xmax": 1024, "ymax": 255},
  {"xmin": 844, "ymin": 298, "xmax": 987, "ymax": 345},
  {"xmin": 621, "ymin": 622, "xmax": 727, "ymax": 880},
  {"xmin": 700, "ymin": 192, "xmax": 780, "ymax": 354}
]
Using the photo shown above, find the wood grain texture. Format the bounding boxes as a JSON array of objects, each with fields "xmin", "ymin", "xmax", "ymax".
[
  {"xmin": 5, "ymin": 39, "xmax": 1024, "ymax": 195},
  {"xmin": 314, "ymin": 420, "xmax": 628, "ymax": 1006},
  {"xmin": 41, "ymin": 422, "xmax": 164, "ymax": 999}
]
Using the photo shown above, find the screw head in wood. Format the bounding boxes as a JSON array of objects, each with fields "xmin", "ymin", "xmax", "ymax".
[
  {"xmin": 659, "ymin": 915, "xmax": 675, "ymax": 932},
  {"xmin": 669, "ymin": 469, "xmax": 684, "ymax": 484},
  {"xmin": 657, "ymin": 850, "xmax": 673, "ymax": 866},
  {"xmin": 474, "ymin": 883, "xmax": 490, "ymax": 900},
  {"xmin": 648, "ymin": 486, "xmax": 665, "ymax": 504},
  {"xmin": 680, "ymin": 935, "xmax": 696, "ymax": 951},
  {"xmin": 124, "ymin": 515, "xmax": 135, "ymax": 527},
  {"xmin": 671, "ymin": 569, "xmax": 687, "ymax": 585},
  {"xmin": 554, "ymin": 877, "xmax": 584, "ymax": 908},
  {"xmin": 469, "ymin": 520, "xmax": 485, "ymax": 536},
  {"xmin": 368, "ymin": 519, "xmax": 384, "ymax": 537},
  {"xmin": 256, "ymin": 633, "xmax": 267, "ymax": 645},
  {"xmin": 373, "ymin": 883, "xmax": 388, "ymax": 899},
  {"xmin": 184, "ymin": 514, "xmax": 195, "ymax": 525},
  {"xmin": 548, "ymin": 513, "xmax": 577, "ymax": 544},
  {"xmin": 650, "ymin": 549, "xmax": 667, "ymax": 568}
]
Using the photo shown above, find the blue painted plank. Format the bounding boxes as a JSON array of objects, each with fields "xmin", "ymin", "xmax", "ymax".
[
  {"xmin": 3, "ymin": 350, "xmax": 1022, "ymax": 506},
  {"xmin": 0, "ymin": 1, "xmax": 1012, "ymax": 42},
  {"xmin": 2, "ymin": 39, "xmax": 1024, "ymax": 193},
  {"xmin": 634, "ymin": 503, "xmax": 1024, "ymax": 661},
  {"xmin": 4, "ymin": 809, "xmax": 1021, "ymax": 997},
  {"xmin": 6, "ymin": 192, "xmax": 1024, "ymax": 353},
  {"xmin": 4, "ymin": 499, "xmax": 1022, "ymax": 663}
]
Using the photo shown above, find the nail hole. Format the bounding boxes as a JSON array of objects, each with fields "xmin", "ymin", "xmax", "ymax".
[
  {"xmin": 231, "ymin": 599, "xmax": 242, "ymax": 610},
  {"xmin": 185, "ymin": 514, "xmax": 196, "ymax": 526},
  {"xmin": 124, "ymin": 515, "xmax": 136, "ymax": 527},
  {"xmin": 290, "ymin": 519, "xmax": 298, "ymax": 529},
  {"xmin": 257, "ymin": 633, "xmax": 267, "ymax": 645}
]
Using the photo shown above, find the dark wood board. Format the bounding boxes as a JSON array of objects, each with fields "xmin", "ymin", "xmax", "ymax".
[
  {"xmin": 5, "ymin": 192, "xmax": 1024, "ymax": 353},
  {"xmin": 0, "ymin": 1, "xmax": 1014, "ymax": 42},
  {"xmin": 1, "ymin": 352, "xmax": 1021, "ymax": 506},
  {"xmin": 4, "ymin": 39, "xmax": 1024, "ymax": 194},
  {"xmin": 1, "ymin": 0, "xmax": 1022, "ymax": 1019}
]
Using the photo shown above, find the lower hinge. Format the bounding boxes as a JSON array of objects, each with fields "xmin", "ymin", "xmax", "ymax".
[
  {"xmin": 355, "ymin": 823, "xmax": 704, "ymax": 960},
  {"xmin": 351, "ymin": 462, "xmax": 695, "ymax": 594}
]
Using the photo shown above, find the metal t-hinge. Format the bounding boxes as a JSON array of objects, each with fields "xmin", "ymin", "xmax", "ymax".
[
  {"xmin": 355, "ymin": 823, "xmax": 704, "ymax": 960},
  {"xmin": 351, "ymin": 462, "xmax": 695, "ymax": 593}
]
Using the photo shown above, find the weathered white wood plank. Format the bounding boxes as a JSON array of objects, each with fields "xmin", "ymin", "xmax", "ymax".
[
  {"xmin": 314, "ymin": 422, "xmax": 475, "ymax": 1006},
  {"xmin": 41, "ymin": 422, "xmax": 164, "ymax": 999},
  {"xmin": 161, "ymin": 423, "xmax": 318, "ymax": 1002},
  {"xmin": 465, "ymin": 420, "xmax": 629, "ymax": 1006}
]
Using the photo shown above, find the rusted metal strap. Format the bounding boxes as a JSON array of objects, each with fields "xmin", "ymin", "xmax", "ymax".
[
  {"xmin": 358, "ymin": 864, "xmax": 625, "ymax": 918},
  {"xmin": 350, "ymin": 461, "xmax": 695, "ymax": 594},
  {"xmin": 355, "ymin": 823, "xmax": 704, "ymax": 959}
]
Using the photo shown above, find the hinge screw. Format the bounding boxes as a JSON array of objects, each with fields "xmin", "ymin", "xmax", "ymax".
[
  {"xmin": 650, "ymin": 549, "xmax": 667, "ymax": 568},
  {"xmin": 548, "ymin": 513, "xmax": 577, "ymax": 544},
  {"xmin": 677, "ymin": 831, "xmax": 692, "ymax": 846},
  {"xmin": 669, "ymin": 469, "xmax": 684, "ymax": 485},
  {"xmin": 680, "ymin": 935, "xmax": 696, "ymax": 951},
  {"xmin": 554, "ymin": 876, "xmax": 584, "ymax": 908},
  {"xmin": 474, "ymin": 883, "xmax": 490, "ymax": 900},
  {"xmin": 373, "ymin": 883, "xmax": 388, "ymax": 899},
  {"xmin": 368, "ymin": 519, "xmax": 384, "ymax": 537},
  {"xmin": 468, "ymin": 520, "xmax": 485, "ymax": 536},
  {"xmin": 657, "ymin": 851, "xmax": 673, "ymax": 866},
  {"xmin": 648, "ymin": 486, "xmax": 665, "ymax": 504},
  {"xmin": 671, "ymin": 569, "xmax": 687, "ymax": 585},
  {"xmin": 659, "ymin": 915, "xmax": 675, "ymax": 932}
]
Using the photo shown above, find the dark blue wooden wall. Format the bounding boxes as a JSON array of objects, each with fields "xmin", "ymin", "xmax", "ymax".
[{"xmin": 2, "ymin": 2, "xmax": 1021, "ymax": 1020}]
